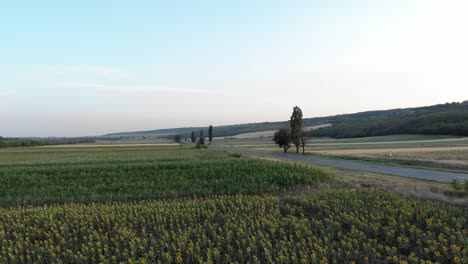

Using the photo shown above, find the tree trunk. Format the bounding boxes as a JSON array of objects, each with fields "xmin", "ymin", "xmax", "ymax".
[
  {"xmin": 302, "ymin": 145, "xmax": 305, "ymax": 155},
  {"xmin": 296, "ymin": 146, "xmax": 299, "ymax": 154}
]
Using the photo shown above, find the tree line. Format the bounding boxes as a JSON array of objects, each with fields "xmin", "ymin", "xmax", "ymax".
[
  {"xmin": 172, "ymin": 107, "xmax": 311, "ymax": 154},
  {"xmin": 174, "ymin": 125, "xmax": 214, "ymax": 148},
  {"xmin": 0, "ymin": 137, "xmax": 96, "ymax": 148},
  {"xmin": 314, "ymin": 108, "xmax": 468, "ymax": 138}
]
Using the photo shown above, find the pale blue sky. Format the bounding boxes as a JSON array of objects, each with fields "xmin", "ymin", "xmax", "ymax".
[{"xmin": 1, "ymin": 0, "xmax": 467, "ymax": 137}]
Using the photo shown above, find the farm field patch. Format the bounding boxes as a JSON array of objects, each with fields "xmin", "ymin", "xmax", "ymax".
[
  {"xmin": 0, "ymin": 146, "xmax": 327, "ymax": 206},
  {"xmin": 228, "ymin": 123, "xmax": 332, "ymax": 139},
  {"xmin": 217, "ymin": 135, "xmax": 468, "ymax": 171},
  {"xmin": 0, "ymin": 190, "xmax": 466, "ymax": 263},
  {"xmin": 0, "ymin": 145, "xmax": 466, "ymax": 263},
  {"xmin": 216, "ymin": 135, "xmax": 468, "ymax": 152},
  {"xmin": 308, "ymin": 146, "xmax": 468, "ymax": 157},
  {"xmin": 357, "ymin": 149, "xmax": 468, "ymax": 163}
]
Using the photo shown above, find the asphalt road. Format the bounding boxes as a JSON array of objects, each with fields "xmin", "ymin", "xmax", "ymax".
[{"xmin": 210, "ymin": 145, "xmax": 468, "ymax": 183}]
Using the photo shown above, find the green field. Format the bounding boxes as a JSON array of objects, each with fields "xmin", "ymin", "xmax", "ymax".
[
  {"xmin": 0, "ymin": 146, "xmax": 466, "ymax": 263},
  {"xmin": 0, "ymin": 146, "xmax": 326, "ymax": 206}
]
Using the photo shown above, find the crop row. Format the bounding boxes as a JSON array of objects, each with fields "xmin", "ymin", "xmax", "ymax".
[
  {"xmin": 0, "ymin": 146, "xmax": 218, "ymax": 166},
  {"xmin": 0, "ymin": 189, "xmax": 466, "ymax": 263},
  {"xmin": 0, "ymin": 146, "xmax": 327, "ymax": 206}
]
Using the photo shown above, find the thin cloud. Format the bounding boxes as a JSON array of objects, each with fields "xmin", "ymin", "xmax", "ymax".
[
  {"xmin": 0, "ymin": 90, "xmax": 15, "ymax": 97},
  {"xmin": 54, "ymin": 82, "xmax": 234, "ymax": 96},
  {"xmin": 46, "ymin": 65, "xmax": 126, "ymax": 77}
]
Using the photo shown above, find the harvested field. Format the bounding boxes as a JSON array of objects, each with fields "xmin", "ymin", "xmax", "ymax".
[
  {"xmin": 310, "ymin": 146, "xmax": 468, "ymax": 156},
  {"xmin": 362, "ymin": 149, "xmax": 468, "ymax": 161},
  {"xmin": 215, "ymin": 135, "xmax": 468, "ymax": 151},
  {"xmin": 229, "ymin": 123, "xmax": 331, "ymax": 139}
]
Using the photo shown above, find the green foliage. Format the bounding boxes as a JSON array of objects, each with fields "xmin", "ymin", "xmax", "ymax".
[
  {"xmin": 451, "ymin": 179, "xmax": 468, "ymax": 194},
  {"xmin": 0, "ymin": 189, "xmax": 465, "ymax": 263},
  {"xmin": 228, "ymin": 152, "xmax": 242, "ymax": 158},
  {"xmin": 315, "ymin": 102, "xmax": 468, "ymax": 138},
  {"xmin": 0, "ymin": 139, "xmax": 45, "ymax": 148},
  {"xmin": 290, "ymin": 106, "xmax": 304, "ymax": 154},
  {"xmin": 273, "ymin": 128, "xmax": 291, "ymax": 153},
  {"xmin": 208, "ymin": 125, "xmax": 213, "ymax": 143},
  {"xmin": 199, "ymin": 130, "xmax": 205, "ymax": 145},
  {"xmin": 452, "ymin": 179, "xmax": 462, "ymax": 190},
  {"xmin": 191, "ymin": 131, "xmax": 196, "ymax": 143},
  {"xmin": 174, "ymin": 134, "xmax": 182, "ymax": 143},
  {"xmin": 0, "ymin": 138, "xmax": 95, "ymax": 148},
  {"xmin": 195, "ymin": 142, "xmax": 208, "ymax": 149},
  {"xmin": 0, "ymin": 146, "xmax": 328, "ymax": 206}
]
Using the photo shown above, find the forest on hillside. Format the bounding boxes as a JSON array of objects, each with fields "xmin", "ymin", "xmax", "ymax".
[
  {"xmin": 313, "ymin": 101, "xmax": 468, "ymax": 138},
  {"xmin": 105, "ymin": 100, "xmax": 468, "ymax": 139}
]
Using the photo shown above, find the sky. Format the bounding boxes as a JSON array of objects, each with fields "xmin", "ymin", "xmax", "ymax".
[{"xmin": 1, "ymin": 0, "xmax": 467, "ymax": 137}]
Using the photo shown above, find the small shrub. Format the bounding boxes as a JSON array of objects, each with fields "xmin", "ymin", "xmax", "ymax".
[
  {"xmin": 228, "ymin": 152, "xmax": 242, "ymax": 158},
  {"xmin": 195, "ymin": 142, "xmax": 208, "ymax": 149},
  {"xmin": 451, "ymin": 179, "xmax": 462, "ymax": 191}
]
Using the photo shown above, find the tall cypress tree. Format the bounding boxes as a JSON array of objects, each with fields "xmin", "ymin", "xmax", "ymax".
[
  {"xmin": 191, "ymin": 131, "xmax": 196, "ymax": 143},
  {"xmin": 208, "ymin": 125, "xmax": 213, "ymax": 144},
  {"xmin": 199, "ymin": 130, "xmax": 205, "ymax": 145},
  {"xmin": 290, "ymin": 106, "xmax": 303, "ymax": 154}
]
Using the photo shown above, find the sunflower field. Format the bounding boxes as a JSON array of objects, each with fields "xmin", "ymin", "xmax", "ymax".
[
  {"xmin": 0, "ymin": 146, "xmax": 466, "ymax": 263},
  {"xmin": 0, "ymin": 190, "xmax": 466, "ymax": 263}
]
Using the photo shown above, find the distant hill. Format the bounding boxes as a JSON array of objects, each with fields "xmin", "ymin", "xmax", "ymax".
[
  {"xmin": 313, "ymin": 101, "xmax": 468, "ymax": 138},
  {"xmin": 104, "ymin": 100, "xmax": 468, "ymax": 139},
  {"xmin": 105, "ymin": 119, "xmax": 333, "ymax": 139}
]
